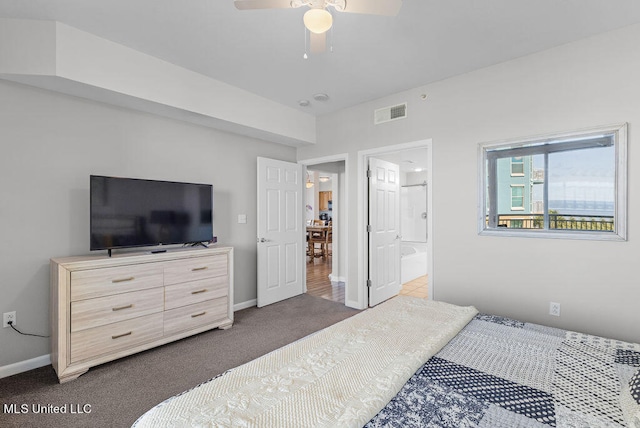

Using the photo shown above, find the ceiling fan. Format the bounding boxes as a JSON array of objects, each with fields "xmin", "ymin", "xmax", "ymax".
[{"xmin": 234, "ymin": 0, "xmax": 403, "ymax": 53}]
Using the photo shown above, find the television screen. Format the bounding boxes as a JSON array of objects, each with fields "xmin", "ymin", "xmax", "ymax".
[{"xmin": 90, "ymin": 175, "xmax": 213, "ymax": 251}]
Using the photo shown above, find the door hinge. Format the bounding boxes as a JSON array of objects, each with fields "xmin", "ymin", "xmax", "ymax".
[
  {"xmin": 366, "ymin": 224, "xmax": 372, "ymax": 233},
  {"xmin": 366, "ymin": 279, "xmax": 372, "ymax": 288},
  {"xmin": 366, "ymin": 169, "xmax": 372, "ymax": 178}
]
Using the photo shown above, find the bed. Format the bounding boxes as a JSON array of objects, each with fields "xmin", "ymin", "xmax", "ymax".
[{"xmin": 133, "ymin": 296, "xmax": 640, "ymax": 427}]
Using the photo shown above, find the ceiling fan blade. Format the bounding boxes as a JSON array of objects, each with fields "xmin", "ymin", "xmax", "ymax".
[
  {"xmin": 338, "ymin": 0, "xmax": 402, "ymax": 16},
  {"xmin": 310, "ymin": 31, "xmax": 326, "ymax": 53},
  {"xmin": 234, "ymin": 0, "xmax": 298, "ymax": 10}
]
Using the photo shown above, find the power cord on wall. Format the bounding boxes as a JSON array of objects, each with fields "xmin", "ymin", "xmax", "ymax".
[{"xmin": 7, "ymin": 321, "xmax": 50, "ymax": 338}]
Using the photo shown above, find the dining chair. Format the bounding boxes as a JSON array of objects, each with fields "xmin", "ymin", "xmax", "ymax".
[
  {"xmin": 324, "ymin": 226, "xmax": 332, "ymax": 257},
  {"xmin": 308, "ymin": 226, "xmax": 327, "ymax": 260}
]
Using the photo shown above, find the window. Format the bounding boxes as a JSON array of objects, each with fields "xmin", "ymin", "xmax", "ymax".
[
  {"xmin": 478, "ymin": 124, "xmax": 627, "ymax": 240},
  {"xmin": 511, "ymin": 157, "xmax": 524, "ymax": 176},
  {"xmin": 510, "ymin": 185, "xmax": 525, "ymax": 210}
]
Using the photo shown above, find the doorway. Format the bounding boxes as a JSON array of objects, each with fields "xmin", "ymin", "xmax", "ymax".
[
  {"xmin": 398, "ymin": 177, "xmax": 428, "ymax": 298},
  {"xmin": 299, "ymin": 155, "xmax": 348, "ymax": 304},
  {"xmin": 357, "ymin": 140, "xmax": 433, "ymax": 308},
  {"xmin": 375, "ymin": 151, "xmax": 429, "ymax": 299}
]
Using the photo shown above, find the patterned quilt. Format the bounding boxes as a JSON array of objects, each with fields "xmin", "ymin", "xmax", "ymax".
[
  {"xmin": 366, "ymin": 314, "xmax": 640, "ymax": 428},
  {"xmin": 133, "ymin": 298, "xmax": 640, "ymax": 427}
]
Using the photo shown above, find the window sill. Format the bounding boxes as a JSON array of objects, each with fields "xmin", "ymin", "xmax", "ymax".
[{"xmin": 479, "ymin": 228, "xmax": 626, "ymax": 241}]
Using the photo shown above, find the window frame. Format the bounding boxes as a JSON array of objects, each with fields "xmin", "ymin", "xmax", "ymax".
[{"xmin": 477, "ymin": 123, "xmax": 627, "ymax": 241}]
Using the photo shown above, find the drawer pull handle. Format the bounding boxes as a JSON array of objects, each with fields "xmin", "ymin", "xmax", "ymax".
[
  {"xmin": 192, "ymin": 267, "xmax": 208, "ymax": 272},
  {"xmin": 191, "ymin": 289, "xmax": 207, "ymax": 295},
  {"xmin": 112, "ymin": 304, "xmax": 133, "ymax": 311},
  {"xmin": 112, "ymin": 277, "xmax": 135, "ymax": 283},
  {"xmin": 112, "ymin": 331, "xmax": 132, "ymax": 340},
  {"xmin": 191, "ymin": 312, "xmax": 206, "ymax": 318}
]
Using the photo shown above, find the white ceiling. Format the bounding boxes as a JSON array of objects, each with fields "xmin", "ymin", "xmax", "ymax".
[{"xmin": 2, "ymin": 0, "xmax": 640, "ymax": 116}]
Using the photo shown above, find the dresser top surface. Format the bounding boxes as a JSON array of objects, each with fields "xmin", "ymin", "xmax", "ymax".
[{"xmin": 51, "ymin": 246, "xmax": 232, "ymax": 270}]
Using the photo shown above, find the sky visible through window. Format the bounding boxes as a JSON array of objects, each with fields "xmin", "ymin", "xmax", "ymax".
[{"xmin": 532, "ymin": 145, "xmax": 615, "ymax": 216}]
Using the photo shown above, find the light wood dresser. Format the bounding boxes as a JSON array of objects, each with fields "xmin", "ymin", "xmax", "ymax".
[{"xmin": 50, "ymin": 246, "xmax": 233, "ymax": 383}]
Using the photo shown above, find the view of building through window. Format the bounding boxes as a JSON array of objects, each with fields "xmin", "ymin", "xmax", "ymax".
[{"xmin": 480, "ymin": 124, "xmax": 626, "ymax": 239}]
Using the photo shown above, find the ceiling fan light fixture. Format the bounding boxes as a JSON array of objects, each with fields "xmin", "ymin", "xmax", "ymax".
[{"xmin": 303, "ymin": 8, "xmax": 333, "ymax": 34}]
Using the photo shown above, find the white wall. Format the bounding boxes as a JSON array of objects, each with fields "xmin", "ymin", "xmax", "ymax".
[
  {"xmin": 0, "ymin": 80, "xmax": 296, "ymax": 367},
  {"xmin": 297, "ymin": 23, "xmax": 640, "ymax": 344}
]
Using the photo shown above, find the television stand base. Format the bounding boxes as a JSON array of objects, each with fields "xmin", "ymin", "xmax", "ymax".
[
  {"xmin": 186, "ymin": 242, "xmax": 208, "ymax": 248},
  {"xmin": 151, "ymin": 249, "xmax": 167, "ymax": 254}
]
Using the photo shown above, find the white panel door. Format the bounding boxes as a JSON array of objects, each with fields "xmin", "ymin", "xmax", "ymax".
[
  {"xmin": 257, "ymin": 157, "xmax": 304, "ymax": 307},
  {"xmin": 368, "ymin": 158, "xmax": 401, "ymax": 306}
]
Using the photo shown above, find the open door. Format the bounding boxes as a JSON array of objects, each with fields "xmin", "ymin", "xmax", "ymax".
[
  {"xmin": 257, "ymin": 157, "xmax": 304, "ymax": 307},
  {"xmin": 368, "ymin": 158, "xmax": 401, "ymax": 306}
]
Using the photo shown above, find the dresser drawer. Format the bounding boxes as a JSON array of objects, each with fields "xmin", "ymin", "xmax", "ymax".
[
  {"xmin": 70, "ymin": 313, "xmax": 164, "ymax": 363},
  {"xmin": 164, "ymin": 255, "xmax": 227, "ymax": 286},
  {"xmin": 163, "ymin": 297, "xmax": 228, "ymax": 336},
  {"xmin": 71, "ymin": 288, "xmax": 164, "ymax": 333},
  {"xmin": 164, "ymin": 276, "xmax": 228, "ymax": 310},
  {"xmin": 71, "ymin": 264, "xmax": 163, "ymax": 301}
]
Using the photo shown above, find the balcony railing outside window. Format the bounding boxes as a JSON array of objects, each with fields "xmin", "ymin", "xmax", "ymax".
[{"xmin": 495, "ymin": 214, "xmax": 614, "ymax": 231}]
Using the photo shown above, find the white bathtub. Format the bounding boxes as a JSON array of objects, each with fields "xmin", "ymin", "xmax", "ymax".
[{"xmin": 401, "ymin": 242, "xmax": 427, "ymax": 284}]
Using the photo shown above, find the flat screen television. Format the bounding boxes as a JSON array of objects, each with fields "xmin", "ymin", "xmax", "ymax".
[{"xmin": 90, "ymin": 175, "xmax": 213, "ymax": 252}]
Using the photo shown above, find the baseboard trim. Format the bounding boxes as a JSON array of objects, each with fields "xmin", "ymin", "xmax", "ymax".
[
  {"xmin": 330, "ymin": 275, "xmax": 346, "ymax": 284},
  {"xmin": 233, "ymin": 299, "xmax": 257, "ymax": 311},
  {"xmin": 345, "ymin": 297, "xmax": 366, "ymax": 310},
  {"xmin": 0, "ymin": 354, "xmax": 51, "ymax": 379}
]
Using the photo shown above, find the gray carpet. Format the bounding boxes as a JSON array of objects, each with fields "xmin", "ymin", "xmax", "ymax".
[{"xmin": 0, "ymin": 294, "xmax": 359, "ymax": 428}]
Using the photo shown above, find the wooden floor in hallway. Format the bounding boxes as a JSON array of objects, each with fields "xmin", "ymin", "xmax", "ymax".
[{"xmin": 306, "ymin": 255, "xmax": 344, "ymax": 303}]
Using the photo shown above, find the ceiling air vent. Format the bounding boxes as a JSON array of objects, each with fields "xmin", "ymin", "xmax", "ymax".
[{"xmin": 374, "ymin": 102, "xmax": 407, "ymax": 125}]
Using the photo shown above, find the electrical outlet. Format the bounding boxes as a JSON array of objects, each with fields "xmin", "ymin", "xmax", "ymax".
[
  {"xmin": 549, "ymin": 302, "xmax": 561, "ymax": 317},
  {"xmin": 3, "ymin": 311, "xmax": 16, "ymax": 328}
]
